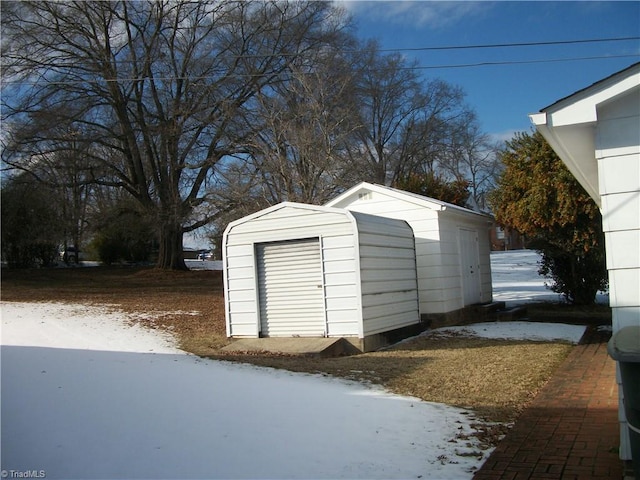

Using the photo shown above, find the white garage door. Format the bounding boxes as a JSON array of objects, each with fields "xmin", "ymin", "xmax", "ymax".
[{"xmin": 256, "ymin": 238, "xmax": 326, "ymax": 337}]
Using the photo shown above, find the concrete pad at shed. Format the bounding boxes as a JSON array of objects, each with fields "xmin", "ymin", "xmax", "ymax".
[{"xmin": 220, "ymin": 337, "xmax": 361, "ymax": 357}]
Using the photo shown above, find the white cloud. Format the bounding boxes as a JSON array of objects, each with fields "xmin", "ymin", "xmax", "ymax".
[
  {"xmin": 338, "ymin": 0, "xmax": 490, "ymax": 30},
  {"xmin": 489, "ymin": 129, "xmax": 520, "ymax": 145}
]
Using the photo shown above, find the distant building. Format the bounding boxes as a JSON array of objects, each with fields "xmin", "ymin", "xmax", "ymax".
[{"xmin": 490, "ymin": 223, "xmax": 526, "ymax": 251}]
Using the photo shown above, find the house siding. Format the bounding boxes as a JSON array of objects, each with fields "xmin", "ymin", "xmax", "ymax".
[
  {"xmin": 595, "ymin": 87, "xmax": 640, "ymax": 461},
  {"xmin": 596, "ymin": 87, "xmax": 640, "ymax": 331}
]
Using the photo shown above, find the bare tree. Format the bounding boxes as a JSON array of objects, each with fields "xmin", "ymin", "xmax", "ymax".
[
  {"xmin": 348, "ymin": 41, "xmax": 470, "ymax": 186},
  {"xmin": 439, "ymin": 112, "xmax": 502, "ymax": 210},
  {"xmin": 0, "ymin": 119, "xmax": 100, "ymax": 260},
  {"xmin": 45, "ymin": 129, "xmax": 97, "ymax": 259},
  {"xmin": 248, "ymin": 41, "xmax": 361, "ymax": 205},
  {"xmin": 2, "ymin": 0, "xmax": 349, "ymax": 269}
]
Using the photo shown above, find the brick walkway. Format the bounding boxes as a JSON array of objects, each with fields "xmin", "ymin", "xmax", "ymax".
[{"xmin": 474, "ymin": 327, "xmax": 624, "ymax": 480}]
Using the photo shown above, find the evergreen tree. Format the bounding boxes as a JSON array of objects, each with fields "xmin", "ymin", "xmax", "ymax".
[
  {"xmin": 394, "ymin": 172, "xmax": 470, "ymax": 207},
  {"xmin": 489, "ymin": 131, "xmax": 607, "ymax": 305},
  {"xmin": 1, "ymin": 174, "xmax": 64, "ymax": 268}
]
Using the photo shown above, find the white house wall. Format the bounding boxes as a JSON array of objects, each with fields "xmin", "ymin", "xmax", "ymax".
[
  {"xmin": 595, "ymin": 87, "xmax": 640, "ymax": 334},
  {"xmin": 597, "ymin": 87, "xmax": 640, "ymax": 462}
]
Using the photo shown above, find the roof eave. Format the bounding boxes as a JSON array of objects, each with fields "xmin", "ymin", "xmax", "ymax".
[
  {"xmin": 529, "ymin": 63, "xmax": 640, "ymax": 209},
  {"xmin": 529, "ymin": 113, "xmax": 601, "ymax": 207},
  {"xmin": 326, "ymin": 181, "xmax": 490, "ymax": 219}
]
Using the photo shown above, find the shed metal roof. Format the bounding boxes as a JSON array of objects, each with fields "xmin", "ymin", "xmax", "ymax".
[{"xmin": 326, "ymin": 182, "xmax": 492, "ymax": 221}]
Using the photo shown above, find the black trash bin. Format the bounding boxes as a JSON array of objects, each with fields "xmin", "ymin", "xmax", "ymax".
[{"xmin": 608, "ymin": 325, "xmax": 640, "ymax": 480}]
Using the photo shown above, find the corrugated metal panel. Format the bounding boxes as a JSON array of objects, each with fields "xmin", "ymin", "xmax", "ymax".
[
  {"xmin": 230, "ymin": 209, "xmax": 353, "ymax": 237},
  {"xmin": 257, "ymin": 238, "xmax": 326, "ymax": 337},
  {"xmin": 361, "ymin": 279, "xmax": 416, "ymax": 296},
  {"xmin": 352, "ymin": 212, "xmax": 420, "ymax": 336},
  {"xmin": 224, "ymin": 204, "xmax": 360, "ymax": 339},
  {"xmin": 364, "ymin": 311, "xmax": 420, "ymax": 335}
]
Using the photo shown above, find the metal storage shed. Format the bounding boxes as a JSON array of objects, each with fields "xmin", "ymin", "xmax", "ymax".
[
  {"xmin": 326, "ymin": 182, "xmax": 494, "ymax": 325},
  {"xmin": 223, "ymin": 202, "xmax": 420, "ymax": 351}
]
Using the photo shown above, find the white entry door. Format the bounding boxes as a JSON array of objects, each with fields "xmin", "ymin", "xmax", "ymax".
[
  {"xmin": 459, "ymin": 229, "xmax": 482, "ymax": 306},
  {"xmin": 256, "ymin": 238, "xmax": 326, "ymax": 337}
]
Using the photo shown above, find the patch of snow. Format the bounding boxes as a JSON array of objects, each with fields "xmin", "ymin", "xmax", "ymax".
[
  {"xmin": 491, "ymin": 250, "xmax": 609, "ymax": 306},
  {"xmin": 389, "ymin": 321, "xmax": 587, "ymax": 349},
  {"xmin": 127, "ymin": 310, "xmax": 200, "ymax": 321},
  {"xmin": 1, "ymin": 302, "xmax": 179, "ymax": 353},
  {"xmin": 426, "ymin": 321, "xmax": 586, "ymax": 344},
  {"xmin": 1, "ymin": 250, "xmax": 604, "ymax": 479},
  {"xmin": 597, "ymin": 324, "xmax": 613, "ymax": 333},
  {"xmin": 186, "ymin": 259, "xmax": 223, "ymax": 271},
  {"xmin": 1, "ymin": 301, "xmax": 488, "ymax": 479}
]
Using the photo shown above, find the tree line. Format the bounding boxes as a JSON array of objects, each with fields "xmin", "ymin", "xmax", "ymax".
[
  {"xmin": 1, "ymin": 0, "xmax": 499, "ymax": 268},
  {"xmin": 1, "ymin": 1, "xmax": 606, "ymax": 304}
]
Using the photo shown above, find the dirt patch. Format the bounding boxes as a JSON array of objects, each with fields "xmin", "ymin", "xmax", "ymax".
[{"xmin": 1, "ymin": 266, "xmax": 609, "ymax": 427}]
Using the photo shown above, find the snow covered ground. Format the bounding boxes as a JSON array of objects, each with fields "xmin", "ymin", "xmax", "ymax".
[
  {"xmin": 490, "ymin": 250, "xmax": 609, "ymax": 306},
  {"xmin": 1, "ymin": 250, "xmax": 589, "ymax": 479},
  {"xmin": 185, "ymin": 258, "xmax": 223, "ymax": 271}
]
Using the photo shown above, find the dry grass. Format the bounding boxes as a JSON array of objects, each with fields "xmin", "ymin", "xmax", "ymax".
[
  {"xmin": 1, "ymin": 265, "xmax": 608, "ymax": 428},
  {"xmin": 205, "ymin": 337, "xmax": 573, "ymax": 423},
  {"xmin": 1, "ymin": 266, "xmax": 229, "ymax": 350}
]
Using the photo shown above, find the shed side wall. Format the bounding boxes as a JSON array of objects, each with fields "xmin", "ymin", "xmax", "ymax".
[
  {"xmin": 329, "ymin": 192, "xmax": 445, "ymax": 314},
  {"xmin": 352, "ymin": 213, "xmax": 420, "ymax": 336},
  {"xmin": 439, "ymin": 215, "xmax": 493, "ymax": 308}
]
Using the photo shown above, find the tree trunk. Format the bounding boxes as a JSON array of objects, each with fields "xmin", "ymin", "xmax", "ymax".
[{"xmin": 157, "ymin": 222, "xmax": 187, "ymax": 270}]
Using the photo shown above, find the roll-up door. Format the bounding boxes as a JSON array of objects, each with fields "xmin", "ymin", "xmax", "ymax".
[{"xmin": 256, "ymin": 238, "xmax": 326, "ymax": 337}]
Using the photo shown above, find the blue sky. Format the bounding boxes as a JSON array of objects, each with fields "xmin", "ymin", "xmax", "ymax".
[{"xmin": 339, "ymin": 1, "xmax": 640, "ymax": 142}]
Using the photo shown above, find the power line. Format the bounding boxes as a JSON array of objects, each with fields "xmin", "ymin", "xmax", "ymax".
[
  {"xmin": 376, "ymin": 36, "xmax": 640, "ymax": 53},
  {"xmin": 3, "ymin": 53, "xmax": 639, "ymax": 86},
  {"xmin": 410, "ymin": 53, "xmax": 640, "ymax": 71},
  {"xmin": 88, "ymin": 35, "xmax": 640, "ymax": 60},
  {"xmin": 2, "ymin": 40, "xmax": 639, "ymax": 86},
  {"xmin": 4, "ymin": 35, "xmax": 638, "ymax": 66}
]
